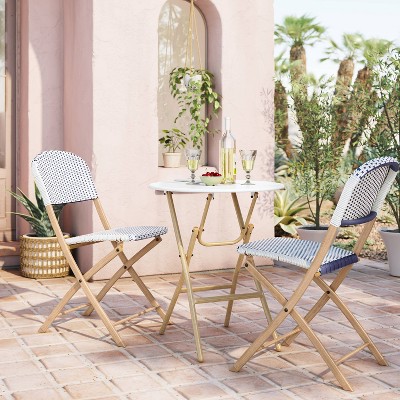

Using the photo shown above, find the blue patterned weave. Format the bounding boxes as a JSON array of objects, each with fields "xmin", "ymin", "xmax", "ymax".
[{"xmin": 238, "ymin": 237, "xmax": 358, "ymax": 275}]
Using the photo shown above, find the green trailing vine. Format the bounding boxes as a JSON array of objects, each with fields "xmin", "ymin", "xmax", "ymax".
[{"xmin": 166, "ymin": 67, "xmax": 221, "ymax": 149}]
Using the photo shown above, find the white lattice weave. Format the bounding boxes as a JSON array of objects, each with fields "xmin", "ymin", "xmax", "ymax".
[
  {"xmin": 66, "ymin": 226, "xmax": 168, "ymax": 245},
  {"xmin": 32, "ymin": 150, "xmax": 98, "ymax": 206},
  {"xmin": 32, "ymin": 150, "xmax": 168, "ymax": 244},
  {"xmin": 331, "ymin": 157, "xmax": 399, "ymax": 227},
  {"xmin": 238, "ymin": 238, "xmax": 358, "ymax": 275}
]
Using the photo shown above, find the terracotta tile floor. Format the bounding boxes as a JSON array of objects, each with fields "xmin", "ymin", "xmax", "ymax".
[{"xmin": 0, "ymin": 259, "xmax": 399, "ymax": 399}]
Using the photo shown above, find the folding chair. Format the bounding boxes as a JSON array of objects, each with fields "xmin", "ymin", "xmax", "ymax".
[
  {"xmin": 32, "ymin": 150, "xmax": 167, "ymax": 346},
  {"xmin": 231, "ymin": 157, "xmax": 399, "ymax": 391}
]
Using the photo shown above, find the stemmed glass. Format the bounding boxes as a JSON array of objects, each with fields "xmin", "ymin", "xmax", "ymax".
[
  {"xmin": 185, "ymin": 148, "xmax": 202, "ymax": 184},
  {"xmin": 239, "ymin": 150, "xmax": 257, "ymax": 185}
]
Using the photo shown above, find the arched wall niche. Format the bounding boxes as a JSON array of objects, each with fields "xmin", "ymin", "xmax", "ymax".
[{"xmin": 157, "ymin": 0, "xmax": 222, "ymax": 168}]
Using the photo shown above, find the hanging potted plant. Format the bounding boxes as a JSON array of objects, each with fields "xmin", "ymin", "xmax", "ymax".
[
  {"xmin": 9, "ymin": 184, "xmax": 70, "ymax": 279},
  {"xmin": 289, "ymin": 78, "xmax": 341, "ymax": 242},
  {"xmin": 168, "ymin": 66, "xmax": 221, "ymax": 148},
  {"xmin": 159, "ymin": 128, "xmax": 188, "ymax": 168},
  {"xmin": 162, "ymin": 0, "xmax": 221, "ymax": 149}
]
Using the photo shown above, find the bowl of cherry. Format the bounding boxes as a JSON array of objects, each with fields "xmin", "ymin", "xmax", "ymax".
[{"xmin": 200, "ymin": 171, "xmax": 223, "ymax": 186}]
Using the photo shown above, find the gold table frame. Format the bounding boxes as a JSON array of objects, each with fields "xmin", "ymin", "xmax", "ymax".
[{"xmin": 149, "ymin": 180, "xmax": 284, "ymax": 362}]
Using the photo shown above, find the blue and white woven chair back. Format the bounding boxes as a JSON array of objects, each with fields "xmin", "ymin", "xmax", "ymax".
[
  {"xmin": 331, "ymin": 157, "xmax": 399, "ymax": 228},
  {"xmin": 32, "ymin": 150, "xmax": 98, "ymax": 206}
]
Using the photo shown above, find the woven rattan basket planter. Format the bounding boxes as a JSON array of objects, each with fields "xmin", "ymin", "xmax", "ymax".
[{"xmin": 20, "ymin": 234, "xmax": 70, "ymax": 279}]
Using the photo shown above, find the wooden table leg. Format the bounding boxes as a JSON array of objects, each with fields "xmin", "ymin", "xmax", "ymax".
[
  {"xmin": 163, "ymin": 192, "xmax": 204, "ymax": 362},
  {"xmin": 159, "ymin": 226, "xmax": 198, "ymax": 334}
]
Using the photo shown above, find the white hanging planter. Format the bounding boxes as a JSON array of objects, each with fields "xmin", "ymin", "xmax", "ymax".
[{"xmin": 184, "ymin": 73, "xmax": 202, "ymax": 88}]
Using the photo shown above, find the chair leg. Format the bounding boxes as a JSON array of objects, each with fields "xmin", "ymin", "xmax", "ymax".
[
  {"xmin": 78, "ymin": 277, "xmax": 125, "ymax": 346},
  {"xmin": 231, "ymin": 301, "xmax": 293, "ymax": 372},
  {"xmin": 288, "ymin": 306, "xmax": 353, "ymax": 391},
  {"xmin": 39, "ymin": 247, "xmax": 120, "ymax": 332},
  {"xmin": 283, "ymin": 266, "xmax": 352, "ymax": 346},
  {"xmin": 231, "ymin": 262, "xmax": 298, "ymax": 372},
  {"xmin": 127, "ymin": 265, "xmax": 166, "ymax": 320},
  {"xmin": 40, "ymin": 260, "xmax": 125, "ymax": 347},
  {"xmin": 83, "ymin": 238, "xmax": 166, "ymax": 320},
  {"xmin": 82, "ymin": 264, "xmax": 127, "ymax": 317},
  {"xmin": 314, "ymin": 275, "xmax": 387, "ymax": 366},
  {"xmin": 39, "ymin": 280, "xmax": 82, "ymax": 333}
]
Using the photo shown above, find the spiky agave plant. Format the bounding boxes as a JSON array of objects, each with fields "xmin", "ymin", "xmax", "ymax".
[
  {"xmin": 9, "ymin": 184, "xmax": 64, "ymax": 237},
  {"xmin": 274, "ymin": 190, "xmax": 311, "ymax": 237}
]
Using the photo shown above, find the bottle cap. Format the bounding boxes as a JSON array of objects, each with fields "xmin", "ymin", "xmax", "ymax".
[{"xmin": 225, "ymin": 117, "xmax": 231, "ymax": 131}]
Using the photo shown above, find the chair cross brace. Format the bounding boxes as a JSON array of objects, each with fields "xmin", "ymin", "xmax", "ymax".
[{"xmin": 38, "ymin": 203, "xmax": 166, "ymax": 347}]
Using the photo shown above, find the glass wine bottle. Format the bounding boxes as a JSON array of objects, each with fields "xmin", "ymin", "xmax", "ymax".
[{"xmin": 220, "ymin": 117, "xmax": 236, "ymax": 184}]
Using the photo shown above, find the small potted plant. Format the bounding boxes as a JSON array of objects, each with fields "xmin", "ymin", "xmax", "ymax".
[
  {"xmin": 9, "ymin": 184, "xmax": 70, "ymax": 278},
  {"xmin": 159, "ymin": 128, "xmax": 188, "ymax": 168},
  {"xmin": 168, "ymin": 66, "xmax": 221, "ymax": 148},
  {"xmin": 289, "ymin": 78, "xmax": 341, "ymax": 241}
]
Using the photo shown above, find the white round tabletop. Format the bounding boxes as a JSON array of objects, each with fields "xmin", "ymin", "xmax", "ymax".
[{"xmin": 149, "ymin": 180, "xmax": 284, "ymax": 194}]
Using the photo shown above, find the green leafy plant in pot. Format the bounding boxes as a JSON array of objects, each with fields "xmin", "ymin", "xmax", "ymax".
[
  {"xmin": 361, "ymin": 48, "xmax": 400, "ymax": 276},
  {"xmin": 159, "ymin": 128, "xmax": 188, "ymax": 168},
  {"xmin": 289, "ymin": 77, "xmax": 341, "ymax": 241},
  {"xmin": 9, "ymin": 184, "xmax": 70, "ymax": 278}
]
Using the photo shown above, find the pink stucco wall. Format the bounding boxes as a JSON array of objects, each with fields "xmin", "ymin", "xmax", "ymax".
[{"xmin": 18, "ymin": 0, "xmax": 275, "ymax": 278}]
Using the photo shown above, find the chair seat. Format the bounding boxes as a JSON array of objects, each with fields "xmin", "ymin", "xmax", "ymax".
[
  {"xmin": 238, "ymin": 237, "xmax": 358, "ymax": 275},
  {"xmin": 66, "ymin": 226, "xmax": 168, "ymax": 245}
]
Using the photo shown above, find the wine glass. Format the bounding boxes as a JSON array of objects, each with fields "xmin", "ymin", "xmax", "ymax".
[
  {"xmin": 239, "ymin": 150, "xmax": 257, "ymax": 185},
  {"xmin": 185, "ymin": 148, "xmax": 202, "ymax": 184}
]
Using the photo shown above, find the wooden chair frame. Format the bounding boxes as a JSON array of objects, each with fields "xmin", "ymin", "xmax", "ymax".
[
  {"xmin": 38, "ymin": 198, "xmax": 166, "ymax": 347},
  {"xmin": 232, "ymin": 219, "xmax": 388, "ymax": 391}
]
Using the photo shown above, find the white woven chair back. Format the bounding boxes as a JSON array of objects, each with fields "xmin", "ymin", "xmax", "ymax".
[
  {"xmin": 32, "ymin": 150, "xmax": 98, "ymax": 206},
  {"xmin": 331, "ymin": 157, "xmax": 399, "ymax": 227}
]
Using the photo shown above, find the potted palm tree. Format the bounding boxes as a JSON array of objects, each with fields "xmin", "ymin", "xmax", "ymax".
[
  {"xmin": 275, "ymin": 14, "xmax": 325, "ymax": 133},
  {"xmin": 9, "ymin": 185, "xmax": 69, "ymax": 278},
  {"xmin": 321, "ymin": 33, "xmax": 364, "ymax": 152},
  {"xmin": 331, "ymin": 37, "xmax": 393, "ymax": 153}
]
